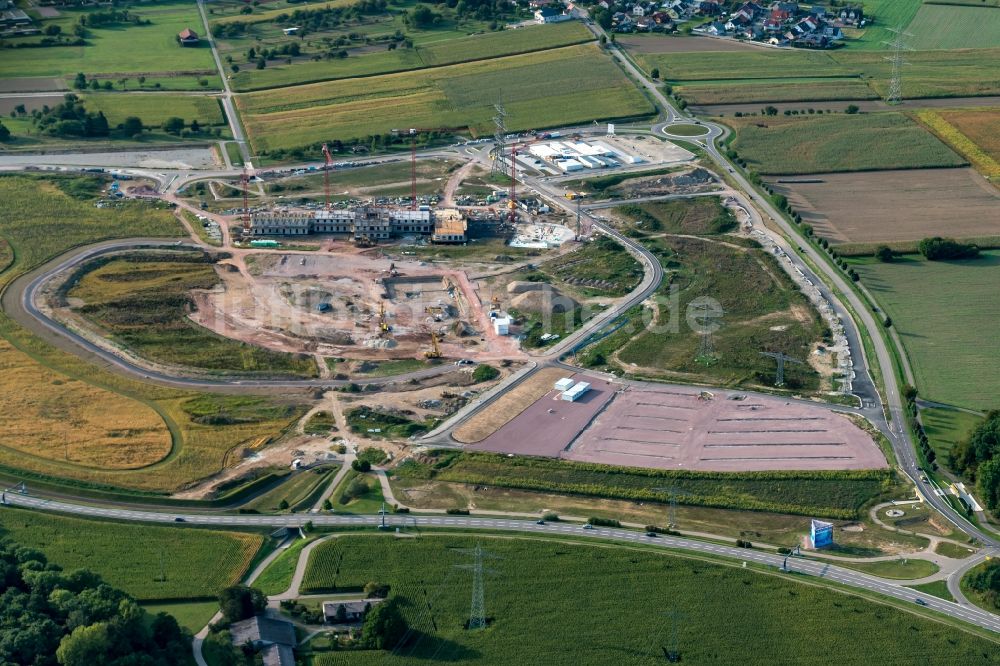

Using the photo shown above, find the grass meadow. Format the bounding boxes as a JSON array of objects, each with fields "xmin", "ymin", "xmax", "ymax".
[
  {"xmin": 83, "ymin": 94, "xmax": 226, "ymax": 128},
  {"xmin": 298, "ymin": 534, "xmax": 1000, "ymax": 664},
  {"xmin": 612, "ymin": 234, "xmax": 826, "ymax": 391},
  {"xmin": 228, "ymin": 21, "xmax": 593, "ymax": 90},
  {"xmin": 0, "ymin": 0, "xmax": 219, "ymax": 88},
  {"xmin": 852, "ymin": 252, "xmax": 1000, "ymax": 411},
  {"xmin": 727, "ymin": 112, "xmax": 965, "ymax": 174},
  {"xmin": 397, "ymin": 452, "xmax": 893, "ymax": 519},
  {"xmin": 236, "ymin": 44, "xmax": 654, "ymax": 152},
  {"xmin": 0, "ymin": 507, "xmax": 262, "ymax": 601},
  {"xmin": 921, "ymin": 407, "xmax": 984, "ymax": 464}
]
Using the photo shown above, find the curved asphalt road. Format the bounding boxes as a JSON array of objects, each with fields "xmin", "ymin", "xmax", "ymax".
[{"xmin": 2, "ymin": 490, "xmax": 997, "ymax": 634}]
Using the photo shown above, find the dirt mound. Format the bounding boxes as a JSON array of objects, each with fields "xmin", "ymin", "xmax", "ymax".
[
  {"xmin": 510, "ymin": 288, "xmax": 578, "ymax": 314},
  {"xmin": 506, "ymin": 281, "xmax": 547, "ymax": 294}
]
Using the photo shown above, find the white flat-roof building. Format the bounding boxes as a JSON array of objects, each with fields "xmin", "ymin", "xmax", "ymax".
[
  {"xmin": 561, "ymin": 381, "xmax": 591, "ymax": 402},
  {"xmin": 494, "ymin": 316, "xmax": 511, "ymax": 336},
  {"xmin": 554, "ymin": 377, "xmax": 575, "ymax": 391}
]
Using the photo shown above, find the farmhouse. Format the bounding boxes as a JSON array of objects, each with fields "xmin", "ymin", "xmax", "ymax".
[
  {"xmin": 177, "ymin": 27, "xmax": 199, "ymax": 46},
  {"xmin": 229, "ymin": 616, "xmax": 295, "ymax": 666},
  {"xmin": 323, "ymin": 599, "xmax": 384, "ymax": 623}
]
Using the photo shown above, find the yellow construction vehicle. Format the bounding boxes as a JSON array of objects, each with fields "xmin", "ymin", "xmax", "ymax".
[
  {"xmin": 490, "ymin": 295, "xmax": 501, "ymax": 312},
  {"xmin": 378, "ymin": 302, "xmax": 390, "ymax": 334},
  {"xmin": 424, "ymin": 331, "xmax": 442, "ymax": 359}
]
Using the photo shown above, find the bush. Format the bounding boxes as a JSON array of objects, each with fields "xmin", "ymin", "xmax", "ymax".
[
  {"xmin": 874, "ymin": 245, "xmax": 894, "ymax": 262},
  {"xmin": 918, "ymin": 237, "xmax": 980, "ymax": 261},
  {"xmin": 735, "ymin": 539, "xmax": 753, "ymax": 548},
  {"xmin": 472, "ymin": 364, "xmax": 500, "ymax": 382},
  {"xmin": 587, "ymin": 517, "xmax": 621, "ymax": 527},
  {"xmin": 542, "ymin": 512, "xmax": 560, "ymax": 522},
  {"xmin": 352, "ymin": 459, "xmax": 372, "ymax": 473},
  {"xmin": 845, "ymin": 104, "xmax": 860, "ymax": 114},
  {"xmin": 446, "ymin": 508, "xmax": 470, "ymax": 515}
]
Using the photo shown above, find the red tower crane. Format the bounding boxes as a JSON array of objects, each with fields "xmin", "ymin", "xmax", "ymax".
[
  {"xmin": 241, "ymin": 166, "xmax": 251, "ymax": 238},
  {"xmin": 393, "ymin": 127, "xmax": 450, "ymax": 210},
  {"xmin": 321, "ymin": 143, "xmax": 334, "ymax": 211}
]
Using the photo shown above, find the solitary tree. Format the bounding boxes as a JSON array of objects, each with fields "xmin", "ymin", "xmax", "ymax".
[
  {"xmin": 121, "ymin": 116, "xmax": 143, "ymax": 138},
  {"xmin": 163, "ymin": 117, "xmax": 185, "ymax": 135},
  {"xmin": 874, "ymin": 245, "xmax": 894, "ymax": 262},
  {"xmin": 650, "ymin": 67, "xmax": 660, "ymax": 79}
]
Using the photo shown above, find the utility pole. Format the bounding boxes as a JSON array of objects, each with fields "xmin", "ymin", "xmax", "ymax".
[
  {"xmin": 882, "ymin": 26, "xmax": 913, "ymax": 105},
  {"xmin": 760, "ymin": 351, "xmax": 802, "ymax": 387}
]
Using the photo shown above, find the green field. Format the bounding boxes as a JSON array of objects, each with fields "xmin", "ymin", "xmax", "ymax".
[
  {"xmin": 852, "ymin": 252, "xmax": 1000, "ymax": 411},
  {"xmin": 228, "ymin": 21, "xmax": 593, "ymax": 90},
  {"xmin": 83, "ymin": 94, "xmax": 226, "ymax": 128},
  {"xmin": 921, "ymin": 407, "xmax": 984, "ymax": 464},
  {"xmin": 396, "ymin": 451, "xmax": 895, "ymax": 519},
  {"xmin": 599, "ymin": 232, "xmax": 826, "ymax": 391},
  {"xmin": 906, "ymin": 4, "xmax": 1000, "ymax": 49},
  {"xmin": 236, "ymin": 44, "xmax": 654, "ymax": 153},
  {"xmin": 298, "ymin": 534, "xmax": 1000, "ymax": 663},
  {"xmin": 241, "ymin": 465, "xmax": 338, "ymax": 512},
  {"xmin": 647, "ymin": 45, "xmax": 1000, "ymax": 104},
  {"xmin": 615, "ymin": 198, "xmax": 737, "ymax": 236},
  {"xmin": 68, "ymin": 253, "xmax": 319, "ymax": 377},
  {"xmin": 533, "ymin": 235, "xmax": 643, "ymax": 298},
  {"xmin": 727, "ymin": 112, "xmax": 965, "ymax": 175},
  {"xmin": 0, "ymin": 507, "xmax": 262, "ymax": 601},
  {"xmin": 848, "ymin": 0, "xmax": 925, "ymax": 49},
  {"xmin": 0, "ymin": 0, "xmax": 219, "ymax": 89}
]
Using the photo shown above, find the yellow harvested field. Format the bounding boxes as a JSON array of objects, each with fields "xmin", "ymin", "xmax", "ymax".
[
  {"xmin": 0, "ymin": 338, "xmax": 171, "ymax": 468},
  {"xmin": 918, "ymin": 109, "xmax": 1000, "ymax": 178},
  {"xmin": 453, "ymin": 367, "xmax": 569, "ymax": 444}
]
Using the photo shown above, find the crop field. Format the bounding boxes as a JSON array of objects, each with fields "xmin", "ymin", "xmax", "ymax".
[
  {"xmin": 851, "ymin": 252, "xmax": 1000, "ymax": 411},
  {"xmin": 906, "ymin": 4, "xmax": 1000, "ymax": 49},
  {"xmin": 0, "ymin": 337, "xmax": 171, "ymax": 469},
  {"xmin": 0, "ymin": 0, "xmax": 219, "ymax": 89},
  {"xmin": 614, "ymin": 198, "xmax": 736, "ymax": 236},
  {"xmin": 396, "ymin": 452, "xmax": 893, "ymax": 518},
  {"xmin": 299, "ymin": 535, "xmax": 1000, "ymax": 664},
  {"xmin": 0, "ymin": 507, "xmax": 262, "ymax": 601},
  {"xmin": 678, "ymin": 80, "xmax": 879, "ymax": 105},
  {"xmin": 83, "ymin": 94, "xmax": 226, "ymax": 128},
  {"xmin": 916, "ymin": 109, "xmax": 1000, "ymax": 179},
  {"xmin": 646, "ymin": 45, "xmax": 1000, "ymax": 104},
  {"xmin": 767, "ymin": 168, "xmax": 1000, "ymax": 247},
  {"xmin": 228, "ymin": 21, "xmax": 593, "ymax": 90},
  {"xmin": 236, "ymin": 44, "xmax": 653, "ymax": 152},
  {"xmin": 727, "ymin": 113, "xmax": 965, "ymax": 175},
  {"xmin": 68, "ymin": 254, "xmax": 318, "ymax": 377},
  {"xmin": 609, "ymin": 233, "xmax": 825, "ymax": 391}
]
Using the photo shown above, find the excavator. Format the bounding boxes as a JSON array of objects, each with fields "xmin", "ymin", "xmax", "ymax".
[{"xmin": 424, "ymin": 331, "xmax": 442, "ymax": 359}]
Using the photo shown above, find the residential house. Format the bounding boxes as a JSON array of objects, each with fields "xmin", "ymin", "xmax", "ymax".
[
  {"xmin": 705, "ymin": 20, "xmax": 727, "ymax": 34},
  {"xmin": 838, "ymin": 5, "xmax": 863, "ymax": 26},
  {"xmin": 323, "ymin": 599, "xmax": 384, "ymax": 624},
  {"xmin": 534, "ymin": 6, "xmax": 571, "ymax": 22},
  {"xmin": 631, "ymin": 4, "xmax": 645, "ymax": 16}
]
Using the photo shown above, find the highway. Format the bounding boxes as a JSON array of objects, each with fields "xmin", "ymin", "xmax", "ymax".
[{"xmin": 2, "ymin": 490, "xmax": 997, "ymax": 634}]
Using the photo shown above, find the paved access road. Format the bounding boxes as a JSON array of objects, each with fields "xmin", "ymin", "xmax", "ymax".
[{"xmin": 2, "ymin": 491, "xmax": 997, "ymax": 634}]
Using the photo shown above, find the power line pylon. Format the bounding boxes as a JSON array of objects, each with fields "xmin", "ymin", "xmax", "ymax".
[
  {"xmin": 689, "ymin": 300, "xmax": 719, "ymax": 364},
  {"xmin": 454, "ymin": 542, "xmax": 500, "ymax": 630},
  {"xmin": 490, "ymin": 92, "xmax": 508, "ymax": 178},
  {"xmin": 652, "ymin": 486, "xmax": 693, "ymax": 529},
  {"xmin": 760, "ymin": 351, "xmax": 802, "ymax": 387},
  {"xmin": 661, "ymin": 609, "xmax": 686, "ymax": 663},
  {"xmin": 882, "ymin": 25, "xmax": 913, "ymax": 105}
]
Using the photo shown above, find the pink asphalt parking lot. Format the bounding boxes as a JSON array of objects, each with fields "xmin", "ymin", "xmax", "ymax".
[
  {"xmin": 472, "ymin": 379, "xmax": 887, "ymax": 472},
  {"xmin": 471, "ymin": 375, "xmax": 617, "ymax": 457}
]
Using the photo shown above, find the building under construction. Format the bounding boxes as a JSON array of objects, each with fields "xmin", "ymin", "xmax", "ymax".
[{"xmin": 250, "ymin": 205, "xmax": 467, "ymax": 243}]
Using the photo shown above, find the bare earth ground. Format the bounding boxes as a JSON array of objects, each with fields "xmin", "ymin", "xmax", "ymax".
[
  {"xmin": 470, "ymin": 374, "xmax": 618, "ymax": 456},
  {"xmin": 768, "ymin": 168, "xmax": 1000, "ymax": 245},
  {"xmin": 471, "ymin": 379, "xmax": 887, "ymax": 472},
  {"xmin": 0, "ymin": 77, "xmax": 66, "ymax": 92},
  {"xmin": 452, "ymin": 367, "xmax": 569, "ymax": 443},
  {"xmin": 617, "ymin": 35, "xmax": 770, "ymax": 53}
]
